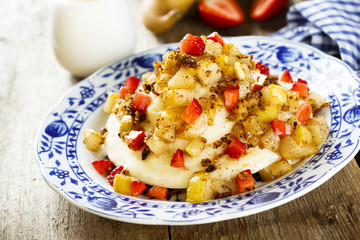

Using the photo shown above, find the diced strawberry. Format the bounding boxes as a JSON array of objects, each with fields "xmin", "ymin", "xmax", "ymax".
[
  {"xmin": 270, "ymin": 119, "xmax": 292, "ymax": 138},
  {"xmin": 119, "ymin": 76, "xmax": 140, "ymax": 99},
  {"xmin": 252, "ymin": 84, "xmax": 264, "ymax": 93},
  {"xmin": 124, "ymin": 130, "xmax": 146, "ymax": 151},
  {"xmin": 124, "ymin": 76, "xmax": 140, "ymax": 93},
  {"xmin": 170, "ymin": 149, "xmax": 185, "ymax": 168},
  {"xmin": 207, "ymin": 32, "xmax": 224, "ymax": 46},
  {"xmin": 280, "ymin": 69, "xmax": 293, "ymax": 83},
  {"xmin": 119, "ymin": 86, "xmax": 131, "ymax": 99},
  {"xmin": 224, "ymin": 86, "xmax": 239, "ymax": 111},
  {"xmin": 236, "ymin": 169, "xmax": 255, "ymax": 193},
  {"xmin": 133, "ymin": 92, "xmax": 152, "ymax": 112},
  {"xmin": 291, "ymin": 82, "xmax": 309, "ymax": 97},
  {"xmin": 179, "ymin": 34, "xmax": 205, "ymax": 56},
  {"xmin": 255, "ymin": 62, "xmax": 269, "ymax": 75},
  {"xmin": 296, "ymin": 103, "xmax": 312, "ymax": 123},
  {"xmin": 181, "ymin": 98, "xmax": 202, "ymax": 124},
  {"xmin": 108, "ymin": 165, "xmax": 124, "ymax": 186},
  {"xmin": 92, "ymin": 159, "xmax": 114, "ymax": 175},
  {"xmin": 147, "ymin": 186, "xmax": 169, "ymax": 200},
  {"xmin": 131, "ymin": 181, "xmax": 147, "ymax": 197},
  {"xmin": 224, "ymin": 138, "xmax": 246, "ymax": 159},
  {"xmin": 297, "ymin": 78, "xmax": 308, "ymax": 85}
]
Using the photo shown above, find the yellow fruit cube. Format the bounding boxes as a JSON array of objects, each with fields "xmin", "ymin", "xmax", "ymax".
[
  {"xmin": 168, "ymin": 68, "xmax": 197, "ymax": 89},
  {"xmin": 196, "ymin": 62, "xmax": 222, "ymax": 86},
  {"xmin": 215, "ymin": 55, "xmax": 229, "ymax": 69},
  {"xmin": 119, "ymin": 115, "xmax": 133, "ymax": 137},
  {"xmin": 255, "ymin": 105, "xmax": 279, "ymax": 122},
  {"xmin": 186, "ymin": 171, "xmax": 213, "ymax": 203},
  {"xmin": 258, "ymin": 167, "xmax": 274, "ymax": 181},
  {"xmin": 162, "ymin": 89, "xmax": 194, "ymax": 109},
  {"xmin": 261, "ymin": 84, "xmax": 287, "ymax": 106},
  {"xmin": 104, "ymin": 92, "xmax": 119, "ymax": 113},
  {"xmin": 293, "ymin": 125, "xmax": 312, "ymax": 146},
  {"xmin": 185, "ymin": 138, "xmax": 206, "ymax": 157},
  {"xmin": 113, "ymin": 174, "xmax": 132, "ymax": 196},
  {"xmin": 270, "ymin": 160, "xmax": 293, "ymax": 178}
]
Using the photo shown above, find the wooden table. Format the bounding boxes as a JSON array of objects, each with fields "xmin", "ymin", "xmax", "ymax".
[{"xmin": 1, "ymin": 0, "xmax": 359, "ymax": 239}]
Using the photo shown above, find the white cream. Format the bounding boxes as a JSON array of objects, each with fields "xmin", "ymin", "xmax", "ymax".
[{"xmin": 105, "ymin": 104, "xmax": 281, "ymax": 189}]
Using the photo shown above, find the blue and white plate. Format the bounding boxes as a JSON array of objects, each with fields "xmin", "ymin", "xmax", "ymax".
[{"xmin": 35, "ymin": 36, "xmax": 360, "ymax": 225}]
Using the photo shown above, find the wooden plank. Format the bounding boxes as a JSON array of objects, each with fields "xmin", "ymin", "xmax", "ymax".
[
  {"xmin": 1, "ymin": 0, "xmax": 359, "ymax": 239},
  {"xmin": 169, "ymin": 159, "xmax": 360, "ymax": 240}
]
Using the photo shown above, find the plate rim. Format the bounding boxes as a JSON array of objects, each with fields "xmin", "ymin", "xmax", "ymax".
[{"xmin": 35, "ymin": 35, "xmax": 360, "ymax": 225}]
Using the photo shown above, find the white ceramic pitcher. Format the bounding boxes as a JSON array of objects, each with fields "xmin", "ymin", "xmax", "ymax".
[{"xmin": 52, "ymin": 0, "xmax": 135, "ymax": 78}]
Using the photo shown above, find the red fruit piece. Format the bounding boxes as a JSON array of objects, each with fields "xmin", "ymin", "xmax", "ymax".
[
  {"xmin": 180, "ymin": 34, "xmax": 205, "ymax": 56},
  {"xmin": 270, "ymin": 119, "xmax": 292, "ymax": 138},
  {"xmin": 255, "ymin": 62, "xmax": 269, "ymax": 75},
  {"xmin": 236, "ymin": 169, "xmax": 255, "ymax": 193},
  {"xmin": 170, "ymin": 149, "xmax": 185, "ymax": 168},
  {"xmin": 280, "ymin": 69, "xmax": 293, "ymax": 83},
  {"xmin": 291, "ymin": 82, "xmax": 309, "ymax": 97},
  {"xmin": 147, "ymin": 186, "xmax": 169, "ymax": 200},
  {"xmin": 92, "ymin": 159, "xmax": 114, "ymax": 175},
  {"xmin": 108, "ymin": 165, "xmax": 124, "ymax": 186},
  {"xmin": 224, "ymin": 138, "xmax": 246, "ymax": 159},
  {"xmin": 252, "ymin": 84, "xmax": 264, "ymax": 93},
  {"xmin": 124, "ymin": 130, "xmax": 146, "ymax": 151},
  {"xmin": 224, "ymin": 86, "xmax": 239, "ymax": 111},
  {"xmin": 297, "ymin": 78, "xmax": 308, "ymax": 85},
  {"xmin": 131, "ymin": 181, "xmax": 147, "ymax": 197},
  {"xmin": 207, "ymin": 32, "xmax": 224, "ymax": 46},
  {"xmin": 250, "ymin": 0, "xmax": 289, "ymax": 21},
  {"xmin": 119, "ymin": 76, "xmax": 140, "ymax": 99},
  {"xmin": 133, "ymin": 92, "xmax": 152, "ymax": 112},
  {"xmin": 181, "ymin": 98, "xmax": 202, "ymax": 124},
  {"xmin": 198, "ymin": 0, "xmax": 245, "ymax": 28},
  {"xmin": 296, "ymin": 103, "xmax": 312, "ymax": 123}
]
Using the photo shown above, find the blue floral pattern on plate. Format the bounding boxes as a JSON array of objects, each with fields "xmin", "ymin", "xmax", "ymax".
[{"xmin": 35, "ymin": 36, "xmax": 360, "ymax": 225}]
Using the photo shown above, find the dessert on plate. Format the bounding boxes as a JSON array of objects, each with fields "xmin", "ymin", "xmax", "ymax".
[{"xmin": 83, "ymin": 32, "xmax": 330, "ymax": 202}]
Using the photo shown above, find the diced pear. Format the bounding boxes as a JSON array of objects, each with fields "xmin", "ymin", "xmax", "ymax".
[
  {"xmin": 154, "ymin": 108, "xmax": 184, "ymax": 142},
  {"xmin": 261, "ymin": 129, "xmax": 280, "ymax": 152},
  {"xmin": 104, "ymin": 93, "xmax": 119, "ymax": 113},
  {"xmin": 163, "ymin": 50, "xmax": 180, "ymax": 75},
  {"xmin": 270, "ymin": 160, "xmax": 293, "ymax": 177},
  {"xmin": 186, "ymin": 171, "xmax": 213, "ymax": 203},
  {"xmin": 180, "ymin": 113, "xmax": 209, "ymax": 139},
  {"xmin": 113, "ymin": 174, "xmax": 132, "ymax": 196},
  {"xmin": 162, "ymin": 89, "xmax": 194, "ymax": 109},
  {"xmin": 234, "ymin": 62, "xmax": 246, "ymax": 80},
  {"xmin": 279, "ymin": 136, "xmax": 319, "ymax": 159},
  {"xmin": 215, "ymin": 55, "xmax": 229, "ymax": 69},
  {"xmin": 255, "ymin": 105, "xmax": 279, "ymax": 122},
  {"xmin": 168, "ymin": 68, "xmax": 197, "ymax": 89},
  {"xmin": 259, "ymin": 166, "xmax": 274, "ymax": 181},
  {"xmin": 222, "ymin": 43, "xmax": 241, "ymax": 56},
  {"xmin": 145, "ymin": 134, "xmax": 168, "ymax": 156},
  {"xmin": 307, "ymin": 115, "xmax": 330, "ymax": 145},
  {"xmin": 119, "ymin": 115, "xmax": 133, "ymax": 137},
  {"xmin": 205, "ymin": 40, "xmax": 223, "ymax": 55},
  {"xmin": 261, "ymin": 84, "xmax": 287, "ymax": 106},
  {"xmin": 185, "ymin": 137, "xmax": 206, "ymax": 157},
  {"xmin": 293, "ymin": 125, "xmax": 312, "ymax": 146},
  {"xmin": 196, "ymin": 62, "xmax": 222, "ymax": 86},
  {"xmin": 154, "ymin": 127, "xmax": 176, "ymax": 143},
  {"xmin": 83, "ymin": 129, "xmax": 104, "ymax": 152}
]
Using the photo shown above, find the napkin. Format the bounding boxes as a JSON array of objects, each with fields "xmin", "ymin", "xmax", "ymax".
[{"xmin": 272, "ymin": 0, "xmax": 360, "ymax": 73}]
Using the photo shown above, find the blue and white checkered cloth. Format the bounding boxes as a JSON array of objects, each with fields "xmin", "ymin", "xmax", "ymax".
[{"xmin": 272, "ymin": 0, "xmax": 360, "ymax": 73}]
